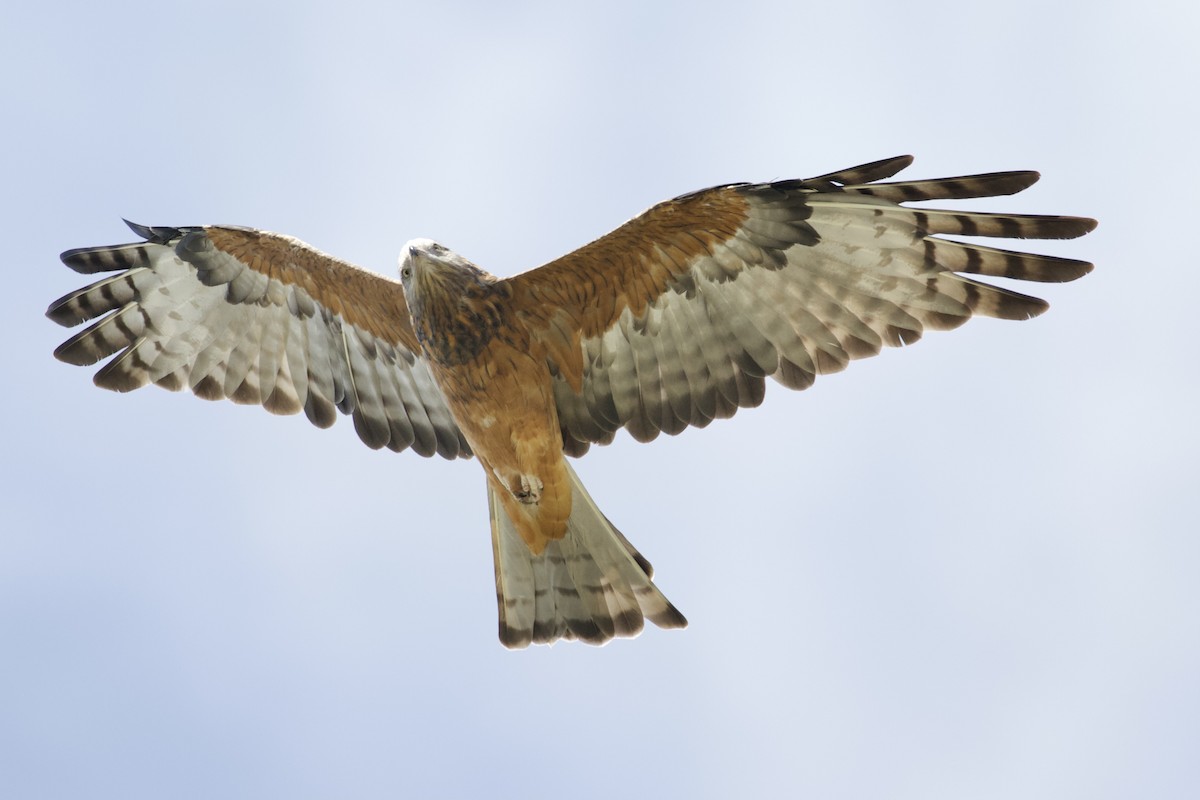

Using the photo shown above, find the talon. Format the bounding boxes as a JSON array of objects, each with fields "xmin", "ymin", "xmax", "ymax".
[{"xmin": 511, "ymin": 474, "xmax": 543, "ymax": 504}]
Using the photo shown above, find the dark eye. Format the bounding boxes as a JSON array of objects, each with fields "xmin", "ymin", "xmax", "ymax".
[{"xmin": 401, "ymin": 266, "xmax": 412, "ymax": 280}]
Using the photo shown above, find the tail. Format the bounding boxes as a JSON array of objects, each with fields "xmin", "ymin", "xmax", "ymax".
[{"xmin": 488, "ymin": 461, "xmax": 687, "ymax": 648}]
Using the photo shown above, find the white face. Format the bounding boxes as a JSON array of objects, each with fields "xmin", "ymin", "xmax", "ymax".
[
  {"xmin": 400, "ymin": 238, "xmax": 435, "ymax": 284},
  {"xmin": 398, "ymin": 238, "xmax": 457, "ymax": 287}
]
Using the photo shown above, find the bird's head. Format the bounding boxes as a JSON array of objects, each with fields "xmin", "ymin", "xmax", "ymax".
[
  {"xmin": 399, "ymin": 239, "xmax": 493, "ymax": 303},
  {"xmin": 398, "ymin": 238, "xmax": 505, "ymax": 363}
]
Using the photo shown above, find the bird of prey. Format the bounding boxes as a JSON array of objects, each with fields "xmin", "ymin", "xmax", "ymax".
[{"xmin": 47, "ymin": 155, "xmax": 1095, "ymax": 648}]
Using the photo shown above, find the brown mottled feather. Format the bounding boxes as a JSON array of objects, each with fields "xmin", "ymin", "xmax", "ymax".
[
  {"xmin": 49, "ymin": 224, "xmax": 469, "ymax": 458},
  {"xmin": 204, "ymin": 227, "xmax": 422, "ymax": 353},
  {"xmin": 513, "ymin": 189, "xmax": 751, "ymax": 345},
  {"xmin": 507, "ymin": 157, "xmax": 1095, "ymax": 456}
]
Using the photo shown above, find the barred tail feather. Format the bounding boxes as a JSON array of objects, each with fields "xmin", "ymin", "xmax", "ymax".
[{"xmin": 489, "ymin": 461, "xmax": 686, "ymax": 648}]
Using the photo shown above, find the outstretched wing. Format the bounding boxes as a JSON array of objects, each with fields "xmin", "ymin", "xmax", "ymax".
[
  {"xmin": 48, "ymin": 223, "xmax": 471, "ymax": 459},
  {"xmin": 508, "ymin": 156, "xmax": 1096, "ymax": 456}
]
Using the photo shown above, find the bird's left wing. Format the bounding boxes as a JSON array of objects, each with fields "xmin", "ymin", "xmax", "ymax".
[
  {"xmin": 48, "ymin": 223, "xmax": 470, "ymax": 458},
  {"xmin": 506, "ymin": 156, "xmax": 1096, "ymax": 456}
]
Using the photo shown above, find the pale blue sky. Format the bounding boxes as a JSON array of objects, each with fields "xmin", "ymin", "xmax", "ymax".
[{"xmin": 3, "ymin": 2, "xmax": 1197, "ymax": 798}]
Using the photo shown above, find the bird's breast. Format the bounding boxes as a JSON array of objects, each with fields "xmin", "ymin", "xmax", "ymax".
[{"xmin": 412, "ymin": 282, "xmax": 514, "ymax": 368}]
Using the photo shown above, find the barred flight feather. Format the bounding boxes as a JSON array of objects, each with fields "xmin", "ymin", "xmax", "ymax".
[
  {"xmin": 49, "ymin": 223, "xmax": 470, "ymax": 458},
  {"xmin": 516, "ymin": 158, "xmax": 1095, "ymax": 455}
]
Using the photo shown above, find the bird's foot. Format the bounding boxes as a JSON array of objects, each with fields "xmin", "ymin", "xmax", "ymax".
[{"xmin": 511, "ymin": 473, "xmax": 543, "ymax": 505}]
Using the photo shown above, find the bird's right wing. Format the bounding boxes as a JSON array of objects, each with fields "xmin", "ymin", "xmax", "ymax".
[
  {"xmin": 507, "ymin": 156, "xmax": 1096, "ymax": 456},
  {"xmin": 48, "ymin": 222, "xmax": 471, "ymax": 458}
]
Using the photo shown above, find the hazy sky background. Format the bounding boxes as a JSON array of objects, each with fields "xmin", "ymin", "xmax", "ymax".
[{"xmin": 3, "ymin": 2, "xmax": 1197, "ymax": 798}]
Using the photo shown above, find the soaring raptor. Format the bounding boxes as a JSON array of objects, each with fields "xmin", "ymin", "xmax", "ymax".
[{"xmin": 47, "ymin": 156, "xmax": 1095, "ymax": 648}]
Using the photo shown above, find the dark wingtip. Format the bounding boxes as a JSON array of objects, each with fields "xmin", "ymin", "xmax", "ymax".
[
  {"xmin": 45, "ymin": 291, "xmax": 80, "ymax": 325},
  {"xmin": 123, "ymin": 218, "xmax": 151, "ymax": 238},
  {"xmin": 842, "ymin": 154, "xmax": 914, "ymax": 183},
  {"xmin": 59, "ymin": 247, "xmax": 97, "ymax": 272},
  {"xmin": 1053, "ymin": 216, "xmax": 1099, "ymax": 240},
  {"xmin": 805, "ymin": 155, "xmax": 915, "ymax": 188},
  {"xmin": 995, "ymin": 170, "xmax": 1041, "ymax": 195},
  {"xmin": 123, "ymin": 219, "xmax": 180, "ymax": 244}
]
